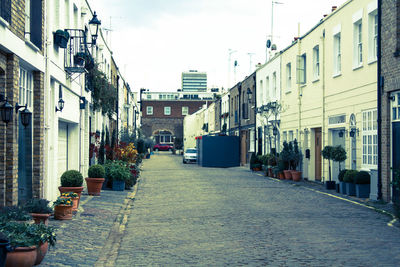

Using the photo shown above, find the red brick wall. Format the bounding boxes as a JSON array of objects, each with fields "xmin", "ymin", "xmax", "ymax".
[{"xmin": 142, "ymin": 100, "xmax": 206, "ymax": 118}]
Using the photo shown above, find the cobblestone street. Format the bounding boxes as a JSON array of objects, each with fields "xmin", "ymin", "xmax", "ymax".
[{"xmin": 114, "ymin": 153, "xmax": 400, "ymax": 266}]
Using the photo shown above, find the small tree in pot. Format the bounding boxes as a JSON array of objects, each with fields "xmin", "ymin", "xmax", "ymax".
[
  {"xmin": 59, "ymin": 170, "xmax": 84, "ymax": 208},
  {"xmin": 291, "ymin": 139, "xmax": 303, "ymax": 181},
  {"xmin": 24, "ymin": 199, "xmax": 53, "ymax": 225},
  {"xmin": 322, "ymin": 146, "xmax": 335, "ymax": 189},
  {"xmin": 86, "ymin": 164, "xmax": 106, "ymax": 196}
]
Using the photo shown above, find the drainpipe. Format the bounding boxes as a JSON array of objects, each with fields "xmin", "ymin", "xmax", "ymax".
[
  {"xmin": 322, "ymin": 28, "xmax": 326, "ymax": 183},
  {"xmin": 377, "ymin": 0, "xmax": 382, "ymax": 200},
  {"xmin": 238, "ymin": 83, "xmax": 242, "ymax": 163},
  {"xmin": 253, "ymin": 75, "xmax": 257, "ymax": 154},
  {"xmin": 297, "ymin": 23, "xmax": 302, "ymax": 148}
]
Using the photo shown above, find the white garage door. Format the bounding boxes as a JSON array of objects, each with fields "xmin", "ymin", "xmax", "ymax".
[{"xmin": 58, "ymin": 122, "xmax": 68, "ymax": 180}]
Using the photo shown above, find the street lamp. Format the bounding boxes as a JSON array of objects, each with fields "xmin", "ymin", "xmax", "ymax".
[{"xmin": 88, "ymin": 12, "xmax": 101, "ymax": 45}]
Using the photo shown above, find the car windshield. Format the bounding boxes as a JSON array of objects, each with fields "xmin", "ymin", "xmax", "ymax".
[{"xmin": 186, "ymin": 149, "xmax": 197, "ymax": 153}]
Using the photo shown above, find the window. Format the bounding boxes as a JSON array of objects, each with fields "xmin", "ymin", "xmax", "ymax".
[
  {"xmin": 19, "ymin": 68, "xmax": 33, "ymax": 109},
  {"xmin": 282, "ymin": 131, "xmax": 287, "ymax": 142},
  {"xmin": 272, "ymin": 72, "xmax": 277, "ymax": 98},
  {"xmin": 353, "ymin": 20, "xmax": 363, "ymax": 67},
  {"xmin": 313, "ymin": 46, "xmax": 320, "ymax": 80},
  {"xmin": 362, "ymin": 109, "xmax": 377, "ymax": 167},
  {"xmin": 368, "ymin": 10, "xmax": 378, "ymax": 62},
  {"xmin": 259, "ymin": 80, "xmax": 264, "ymax": 104},
  {"xmin": 146, "ymin": 94, "xmax": 151, "ymax": 99},
  {"xmin": 23, "ymin": 0, "xmax": 42, "ymax": 47},
  {"xmin": 333, "ymin": 33, "xmax": 341, "ymax": 75},
  {"xmin": 288, "ymin": 131, "xmax": 294, "ymax": 142},
  {"xmin": 266, "ymin": 76, "xmax": 270, "ymax": 100},
  {"xmin": 64, "ymin": 0, "xmax": 70, "ymax": 28},
  {"xmin": 0, "ymin": 0, "xmax": 11, "ymax": 23},
  {"xmin": 392, "ymin": 93, "xmax": 400, "ymax": 121},
  {"xmin": 182, "ymin": 106, "xmax": 189, "ymax": 115},
  {"xmin": 146, "ymin": 106, "xmax": 153, "ymax": 115},
  {"xmin": 286, "ymin": 63, "xmax": 291, "ymax": 91},
  {"xmin": 164, "ymin": 106, "xmax": 171, "ymax": 115},
  {"xmin": 296, "ymin": 54, "xmax": 306, "ymax": 84},
  {"xmin": 25, "ymin": 0, "xmax": 31, "ymax": 37}
]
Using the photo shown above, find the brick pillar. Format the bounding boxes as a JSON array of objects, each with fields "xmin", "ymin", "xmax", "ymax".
[
  {"xmin": 381, "ymin": 94, "xmax": 391, "ymax": 202},
  {"xmin": 5, "ymin": 53, "xmax": 19, "ymax": 206},
  {"xmin": 32, "ymin": 71, "xmax": 44, "ymax": 198},
  {"xmin": 0, "ymin": 56, "xmax": 6, "ymax": 207}
]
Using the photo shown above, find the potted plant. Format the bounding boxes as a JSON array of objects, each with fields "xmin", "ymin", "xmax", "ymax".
[
  {"xmin": 33, "ymin": 223, "xmax": 57, "ymax": 265},
  {"xmin": 59, "ymin": 170, "xmax": 84, "ymax": 208},
  {"xmin": 249, "ymin": 153, "xmax": 262, "ymax": 171},
  {"xmin": 86, "ymin": 164, "xmax": 105, "ymax": 196},
  {"xmin": 333, "ymin": 145, "xmax": 347, "ymax": 191},
  {"xmin": 0, "ymin": 206, "xmax": 31, "ymax": 222},
  {"xmin": 354, "ymin": 171, "xmax": 370, "ymax": 198},
  {"xmin": 23, "ymin": 198, "xmax": 53, "ymax": 225},
  {"xmin": 60, "ymin": 192, "xmax": 79, "ymax": 211},
  {"xmin": 322, "ymin": 145, "xmax": 336, "ymax": 189},
  {"xmin": 53, "ymin": 29, "xmax": 69, "ymax": 48},
  {"xmin": 343, "ymin": 170, "xmax": 358, "ymax": 196},
  {"xmin": 106, "ymin": 161, "xmax": 132, "ymax": 191},
  {"xmin": 53, "ymin": 197, "xmax": 73, "ymax": 220},
  {"xmin": 74, "ymin": 52, "xmax": 87, "ymax": 66},
  {"xmin": 291, "ymin": 139, "xmax": 303, "ymax": 181},
  {"xmin": 0, "ymin": 232, "xmax": 11, "ymax": 267},
  {"xmin": 280, "ymin": 141, "xmax": 292, "ymax": 179},
  {"xmin": 338, "ymin": 169, "xmax": 348, "ymax": 194}
]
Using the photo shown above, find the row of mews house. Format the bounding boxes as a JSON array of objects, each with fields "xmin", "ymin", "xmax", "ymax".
[
  {"xmin": 185, "ymin": 0, "xmax": 400, "ymax": 203},
  {"xmin": 0, "ymin": 0, "xmax": 140, "ymax": 207}
]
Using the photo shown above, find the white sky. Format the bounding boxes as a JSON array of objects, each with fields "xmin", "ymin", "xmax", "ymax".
[{"xmin": 89, "ymin": 0, "xmax": 347, "ymax": 93}]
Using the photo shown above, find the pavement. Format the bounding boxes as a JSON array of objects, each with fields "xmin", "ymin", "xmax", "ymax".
[{"xmin": 39, "ymin": 152, "xmax": 400, "ymax": 266}]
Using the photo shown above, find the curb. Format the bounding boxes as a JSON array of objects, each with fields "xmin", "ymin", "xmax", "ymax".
[
  {"xmin": 95, "ymin": 178, "xmax": 140, "ymax": 267},
  {"xmin": 254, "ymin": 172, "xmax": 398, "ymax": 228}
]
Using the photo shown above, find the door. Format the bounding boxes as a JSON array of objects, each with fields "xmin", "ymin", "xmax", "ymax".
[
  {"xmin": 332, "ymin": 129, "xmax": 345, "ymax": 182},
  {"xmin": 18, "ymin": 120, "xmax": 33, "ymax": 203},
  {"xmin": 240, "ymin": 131, "xmax": 246, "ymax": 165},
  {"xmin": 315, "ymin": 128, "xmax": 322, "ymax": 181},
  {"xmin": 392, "ymin": 122, "xmax": 400, "ymax": 203},
  {"xmin": 58, "ymin": 122, "xmax": 68, "ymax": 180}
]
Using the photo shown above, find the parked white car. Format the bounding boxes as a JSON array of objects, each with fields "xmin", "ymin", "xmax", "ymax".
[{"xmin": 183, "ymin": 148, "xmax": 197, "ymax": 164}]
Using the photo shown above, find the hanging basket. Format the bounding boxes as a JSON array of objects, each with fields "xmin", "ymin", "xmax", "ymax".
[{"xmin": 53, "ymin": 30, "xmax": 70, "ymax": 48}]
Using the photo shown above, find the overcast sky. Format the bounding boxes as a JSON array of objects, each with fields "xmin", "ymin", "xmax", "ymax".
[{"xmin": 89, "ymin": 0, "xmax": 347, "ymax": 93}]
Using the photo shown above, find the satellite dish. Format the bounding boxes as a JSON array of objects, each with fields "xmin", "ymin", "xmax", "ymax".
[{"xmin": 266, "ymin": 39, "xmax": 271, "ymax": 48}]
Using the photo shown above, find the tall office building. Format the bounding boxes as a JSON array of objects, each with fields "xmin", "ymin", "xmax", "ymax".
[{"xmin": 181, "ymin": 70, "xmax": 207, "ymax": 91}]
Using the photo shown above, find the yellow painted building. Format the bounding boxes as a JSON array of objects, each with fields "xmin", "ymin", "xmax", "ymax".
[{"xmin": 280, "ymin": 0, "xmax": 377, "ymax": 182}]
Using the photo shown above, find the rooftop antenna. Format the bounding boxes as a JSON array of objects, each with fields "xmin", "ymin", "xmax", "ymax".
[
  {"xmin": 228, "ymin": 49, "xmax": 237, "ymax": 89},
  {"xmin": 247, "ymin": 52, "xmax": 255, "ymax": 73},
  {"xmin": 266, "ymin": 1, "xmax": 283, "ymax": 62}
]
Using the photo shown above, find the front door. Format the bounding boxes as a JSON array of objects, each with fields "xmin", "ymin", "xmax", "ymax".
[
  {"xmin": 392, "ymin": 122, "xmax": 400, "ymax": 203},
  {"xmin": 18, "ymin": 120, "xmax": 32, "ymax": 203},
  {"xmin": 315, "ymin": 128, "xmax": 322, "ymax": 181},
  {"xmin": 332, "ymin": 129, "xmax": 345, "ymax": 182},
  {"xmin": 240, "ymin": 131, "xmax": 247, "ymax": 166}
]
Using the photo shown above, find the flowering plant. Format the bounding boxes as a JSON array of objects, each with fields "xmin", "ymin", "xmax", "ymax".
[
  {"xmin": 115, "ymin": 142, "xmax": 138, "ymax": 164},
  {"xmin": 53, "ymin": 197, "xmax": 73, "ymax": 207},
  {"xmin": 89, "ymin": 132, "xmax": 100, "ymax": 159},
  {"xmin": 60, "ymin": 192, "xmax": 78, "ymax": 198}
]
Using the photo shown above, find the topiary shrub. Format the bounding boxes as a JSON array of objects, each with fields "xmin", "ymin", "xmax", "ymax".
[
  {"xmin": 343, "ymin": 170, "xmax": 358, "ymax": 183},
  {"xmin": 338, "ymin": 169, "xmax": 348, "ymax": 182},
  {"xmin": 61, "ymin": 170, "xmax": 83, "ymax": 187},
  {"xmin": 88, "ymin": 164, "xmax": 105, "ymax": 178},
  {"xmin": 24, "ymin": 198, "xmax": 53, "ymax": 214},
  {"xmin": 354, "ymin": 171, "xmax": 370, "ymax": 184}
]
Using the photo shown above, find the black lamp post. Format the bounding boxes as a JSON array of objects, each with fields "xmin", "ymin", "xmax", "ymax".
[{"xmin": 88, "ymin": 12, "xmax": 101, "ymax": 45}]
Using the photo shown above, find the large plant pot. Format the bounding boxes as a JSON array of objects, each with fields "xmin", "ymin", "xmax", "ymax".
[
  {"xmin": 54, "ymin": 205, "xmax": 73, "ymax": 220},
  {"xmin": 0, "ymin": 240, "xmax": 11, "ymax": 267},
  {"xmin": 112, "ymin": 180, "xmax": 125, "ymax": 191},
  {"xmin": 356, "ymin": 184, "xmax": 370, "ymax": 198},
  {"xmin": 5, "ymin": 245, "xmax": 37, "ymax": 267},
  {"xmin": 85, "ymin": 177, "xmax": 105, "ymax": 196},
  {"xmin": 268, "ymin": 168, "xmax": 274, "ymax": 177},
  {"xmin": 58, "ymin": 186, "xmax": 83, "ymax": 208},
  {"xmin": 278, "ymin": 172, "xmax": 285, "ymax": 179},
  {"xmin": 325, "ymin": 181, "xmax": 336, "ymax": 190},
  {"xmin": 35, "ymin": 242, "xmax": 48, "ymax": 265},
  {"xmin": 340, "ymin": 182, "xmax": 347, "ymax": 194},
  {"xmin": 30, "ymin": 213, "xmax": 51, "ymax": 225},
  {"xmin": 346, "ymin": 183, "xmax": 356, "ymax": 196},
  {"xmin": 291, "ymin": 171, "xmax": 302, "ymax": 181},
  {"xmin": 283, "ymin": 170, "xmax": 292, "ymax": 180}
]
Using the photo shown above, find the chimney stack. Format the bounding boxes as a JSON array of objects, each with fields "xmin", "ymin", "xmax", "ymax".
[{"xmin": 332, "ymin": 6, "xmax": 337, "ymax": 12}]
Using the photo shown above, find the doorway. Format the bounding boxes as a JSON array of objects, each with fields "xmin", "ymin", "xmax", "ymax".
[
  {"xmin": 314, "ymin": 128, "xmax": 322, "ymax": 181},
  {"xmin": 331, "ymin": 129, "xmax": 345, "ymax": 182},
  {"xmin": 392, "ymin": 122, "xmax": 400, "ymax": 203},
  {"xmin": 18, "ymin": 119, "xmax": 33, "ymax": 203}
]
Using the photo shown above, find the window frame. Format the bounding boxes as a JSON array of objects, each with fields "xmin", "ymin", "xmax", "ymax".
[
  {"xmin": 182, "ymin": 106, "xmax": 189, "ymax": 116},
  {"xmin": 353, "ymin": 19, "xmax": 363, "ymax": 68},
  {"xmin": 146, "ymin": 106, "xmax": 153, "ymax": 115},
  {"xmin": 164, "ymin": 106, "xmax": 171, "ymax": 116},
  {"xmin": 296, "ymin": 54, "xmax": 306, "ymax": 84},
  {"xmin": 19, "ymin": 67, "xmax": 33, "ymax": 109},
  {"xmin": 333, "ymin": 33, "xmax": 342, "ymax": 76},
  {"xmin": 313, "ymin": 45, "xmax": 320, "ymax": 80},
  {"xmin": 362, "ymin": 109, "xmax": 378, "ymax": 169},
  {"xmin": 286, "ymin": 63, "xmax": 292, "ymax": 92}
]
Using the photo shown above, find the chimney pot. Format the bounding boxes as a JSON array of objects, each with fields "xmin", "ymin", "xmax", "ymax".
[{"xmin": 332, "ymin": 6, "xmax": 337, "ymax": 12}]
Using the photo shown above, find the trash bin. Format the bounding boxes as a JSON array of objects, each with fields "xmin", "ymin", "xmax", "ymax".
[{"xmin": 0, "ymin": 232, "xmax": 12, "ymax": 267}]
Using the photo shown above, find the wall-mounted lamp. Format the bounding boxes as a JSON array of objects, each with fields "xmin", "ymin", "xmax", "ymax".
[
  {"xmin": 80, "ymin": 96, "xmax": 86, "ymax": 109},
  {"xmin": 56, "ymin": 85, "xmax": 64, "ymax": 112},
  {"xmin": 0, "ymin": 94, "xmax": 13, "ymax": 124},
  {"xmin": 338, "ymin": 130, "xmax": 344, "ymax": 138},
  {"xmin": 246, "ymin": 88, "xmax": 252, "ymax": 102},
  {"xmin": 349, "ymin": 128, "xmax": 358, "ymax": 138},
  {"xmin": 304, "ymin": 128, "xmax": 309, "ymax": 134},
  {"xmin": 20, "ymin": 107, "xmax": 32, "ymax": 128},
  {"xmin": 389, "ymin": 95, "xmax": 396, "ymax": 102},
  {"xmin": 269, "ymin": 101, "xmax": 277, "ymax": 109},
  {"xmin": 273, "ymin": 126, "xmax": 278, "ymax": 136}
]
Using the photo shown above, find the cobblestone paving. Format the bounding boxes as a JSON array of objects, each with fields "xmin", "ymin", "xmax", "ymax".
[{"xmin": 115, "ymin": 152, "xmax": 400, "ymax": 266}]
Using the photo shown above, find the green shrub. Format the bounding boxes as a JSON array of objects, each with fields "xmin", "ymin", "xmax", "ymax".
[
  {"xmin": 88, "ymin": 164, "xmax": 105, "ymax": 178},
  {"xmin": 24, "ymin": 198, "xmax": 53, "ymax": 214},
  {"xmin": 343, "ymin": 170, "xmax": 358, "ymax": 183},
  {"xmin": 338, "ymin": 169, "xmax": 348, "ymax": 182},
  {"xmin": 105, "ymin": 161, "xmax": 132, "ymax": 182},
  {"xmin": 250, "ymin": 153, "xmax": 262, "ymax": 169},
  {"xmin": 355, "ymin": 171, "xmax": 371, "ymax": 184},
  {"xmin": 0, "ymin": 206, "xmax": 31, "ymax": 222},
  {"xmin": 61, "ymin": 170, "xmax": 83, "ymax": 187}
]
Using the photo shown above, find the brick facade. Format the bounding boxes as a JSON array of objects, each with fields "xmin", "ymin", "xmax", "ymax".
[{"xmin": 381, "ymin": 0, "xmax": 400, "ymax": 202}]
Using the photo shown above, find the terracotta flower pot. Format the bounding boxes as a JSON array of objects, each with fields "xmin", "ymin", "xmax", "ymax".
[
  {"xmin": 30, "ymin": 213, "xmax": 51, "ymax": 225},
  {"xmin": 58, "ymin": 186, "xmax": 83, "ymax": 208},
  {"xmin": 278, "ymin": 172, "xmax": 285, "ymax": 179},
  {"xmin": 291, "ymin": 171, "xmax": 302, "ymax": 181},
  {"xmin": 283, "ymin": 170, "xmax": 292, "ymax": 180},
  {"xmin": 54, "ymin": 204, "xmax": 73, "ymax": 220},
  {"xmin": 85, "ymin": 177, "xmax": 105, "ymax": 196},
  {"xmin": 5, "ymin": 245, "xmax": 37, "ymax": 267},
  {"xmin": 60, "ymin": 196, "xmax": 79, "ymax": 211},
  {"xmin": 35, "ymin": 242, "xmax": 48, "ymax": 265}
]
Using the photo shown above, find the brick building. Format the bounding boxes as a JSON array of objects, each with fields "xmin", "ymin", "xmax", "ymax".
[
  {"xmin": 380, "ymin": 0, "xmax": 400, "ymax": 202},
  {"xmin": 0, "ymin": 0, "xmax": 45, "ymax": 206},
  {"xmin": 141, "ymin": 99, "xmax": 207, "ymax": 145}
]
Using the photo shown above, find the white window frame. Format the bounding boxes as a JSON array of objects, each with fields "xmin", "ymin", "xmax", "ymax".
[
  {"xmin": 272, "ymin": 72, "xmax": 277, "ymax": 99},
  {"xmin": 286, "ymin": 63, "xmax": 292, "ymax": 92},
  {"xmin": 19, "ymin": 68, "xmax": 33, "ymax": 109},
  {"xmin": 182, "ymin": 106, "xmax": 189, "ymax": 115},
  {"xmin": 282, "ymin": 131, "xmax": 287, "ymax": 142},
  {"xmin": 25, "ymin": 0, "xmax": 31, "ymax": 39},
  {"xmin": 266, "ymin": 76, "xmax": 270, "ymax": 101},
  {"xmin": 164, "ymin": 106, "xmax": 171, "ymax": 115},
  {"xmin": 313, "ymin": 45, "xmax": 320, "ymax": 80},
  {"xmin": 146, "ymin": 106, "xmax": 153, "ymax": 115},
  {"xmin": 362, "ymin": 109, "xmax": 378, "ymax": 168},
  {"xmin": 146, "ymin": 94, "xmax": 151, "ymax": 99},
  {"xmin": 368, "ymin": 8, "xmax": 378, "ymax": 63},
  {"xmin": 288, "ymin": 130, "xmax": 294, "ymax": 142},
  {"xmin": 353, "ymin": 19, "xmax": 363, "ymax": 68},
  {"xmin": 391, "ymin": 92, "xmax": 400, "ymax": 122},
  {"xmin": 333, "ymin": 33, "xmax": 341, "ymax": 76},
  {"xmin": 296, "ymin": 54, "xmax": 306, "ymax": 84}
]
